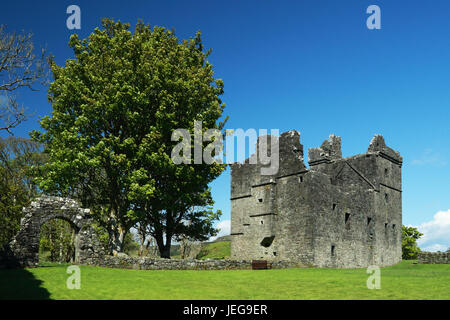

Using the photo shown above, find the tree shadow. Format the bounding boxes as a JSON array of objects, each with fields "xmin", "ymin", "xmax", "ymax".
[{"xmin": 0, "ymin": 268, "xmax": 51, "ymax": 300}]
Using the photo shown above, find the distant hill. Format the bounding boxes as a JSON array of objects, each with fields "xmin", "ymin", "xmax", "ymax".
[
  {"xmin": 138, "ymin": 236, "xmax": 231, "ymax": 259},
  {"xmin": 195, "ymin": 237, "xmax": 231, "ymax": 260},
  {"xmin": 212, "ymin": 235, "xmax": 231, "ymax": 242}
]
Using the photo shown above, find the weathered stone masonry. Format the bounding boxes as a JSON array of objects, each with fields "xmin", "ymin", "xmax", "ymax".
[
  {"xmin": 418, "ymin": 251, "xmax": 450, "ymax": 264},
  {"xmin": 230, "ymin": 131, "xmax": 403, "ymax": 268},
  {"xmin": 2, "ymin": 196, "xmax": 105, "ymax": 268},
  {"xmin": 97, "ymin": 256, "xmax": 302, "ymax": 270}
]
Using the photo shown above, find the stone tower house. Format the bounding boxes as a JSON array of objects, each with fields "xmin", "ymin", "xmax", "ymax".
[{"xmin": 230, "ymin": 131, "xmax": 402, "ymax": 268}]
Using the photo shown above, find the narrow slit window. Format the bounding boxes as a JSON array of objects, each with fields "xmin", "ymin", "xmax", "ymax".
[
  {"xmin": 367, "ymin": 217, "xmax": 372, "ymax": 225},
  {"xmin": 333, "ymin": 203, "xmax": 337, "ymax": 211},
  {"xmin": 331, "ymin": 245, "xmax": 335, "ymax": 256},
  {"xmin": 345, "ymin": 213, "xmax": 350, "ymax": 224}
]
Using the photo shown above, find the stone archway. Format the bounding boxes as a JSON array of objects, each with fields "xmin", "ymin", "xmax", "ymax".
[{"xmin": 8, "ymin": 196, "xmax": 105, "ymax": 268}]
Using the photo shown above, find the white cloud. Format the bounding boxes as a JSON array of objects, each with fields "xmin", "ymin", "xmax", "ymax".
[
  {"xmin": 411, "ymin": 149, "xmax": 447, "ymax": 166},
  {"xmin": 421, "ymin": 243, "xmax": 448, "ymax": 252},
  {"xmin": 209, "ymin": 219, "xmax": 230, "ymax": 242},
  {"xmin": 417, "ymin": 209, "xmax": 450, "ymax": 252}
]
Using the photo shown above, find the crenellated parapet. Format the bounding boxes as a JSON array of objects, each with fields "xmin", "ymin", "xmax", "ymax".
[{"xmin": 308, "ymin": 134, "xmax": 342, "ymax": 166}]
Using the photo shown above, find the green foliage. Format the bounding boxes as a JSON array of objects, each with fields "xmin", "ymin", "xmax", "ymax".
[
  {"xmin": 0, "ymin": 166, "xmax": 28, "ymax": 248},
  {"xmin": 0, "ymin": 137, "xmax": 44, "ymax": 248},
  {"xmin": 31, "ymin": 18, "xmax": 226, "ymax": 255},
  {"xmin": 402, "ymin": 225, "xmax": 423, "ymax": 260},
  {"xmin": 122, "ymin": 232, "xmax": 139, "ymax": 255},
  {"xmin": 90, "ymin": 223, "xmax": 110, "ymax": 252},
  {"xmin": 196, "ymin": 241, "xmax": 231, "ymax": 260},
  {"xmin": 39, "ymin": 219, "xmax": 75, "ymax": 263}
]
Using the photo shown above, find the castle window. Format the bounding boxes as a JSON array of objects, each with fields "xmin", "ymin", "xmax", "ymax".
[
  {"xmin": 333, "ymin": 203, "xmax": 337, "ymax": 211},
  {"xmin": 392, "ymin": 224, "xmax": 396, "ymax": 230},
  {"xmin": 260, "ymin": 236, "xmax": 275, "ymax": 247},
  {"xmin": 385, "ymin": 193, "xmax": 389, "ymax": 202},
  {"xmin": 385, "ymin": 223, "xmax": 388, "ymax": 230},
  {"xmin": 261, "ymin": 220, "xmax": 264, "ymax": 225},
  {"xmin": 385, "ymin": 168, "xmax": 389, "ymax": 176},
  {"xmin": 258, "ymin": 198, "xmax": 263, "ymax": 203},
  {"xmin": 273, "ymin": 252, "xmax": 277, "ymax": 256},
  {"xmin": 367, "ymin": 217, "xmax": 374, "ymax": 239},
  {"xmin": 299, "ymin": 176, "xmax": 303, "ymax": 183},
  {"xmin": 345, "ymin": 213, "xmax": 350, "ymax": 225},
  {"xmin": 331, "ymin": 245, "xmax": 336, "ymax": 257}
]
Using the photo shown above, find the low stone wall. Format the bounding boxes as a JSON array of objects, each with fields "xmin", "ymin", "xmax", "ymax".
[
  {"xmin": 94, "ymin": 256, "xmax": 303, "ymax": 270},
  {"xmin": 418, "ymin": 251, "xmax": 450, "ymax": 264}
]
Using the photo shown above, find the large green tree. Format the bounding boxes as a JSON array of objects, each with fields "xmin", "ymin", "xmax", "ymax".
[
  {"xmin": 402, "ymin": 225, "xmax": 423, "ymax": 260},
  {"xmin": 32, "ymin": 19, "xmax": 226, "ymax": 256}
]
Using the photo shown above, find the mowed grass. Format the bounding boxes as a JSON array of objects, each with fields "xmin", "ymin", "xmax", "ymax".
[
  {"xmin": 0, "ymin": 260, "xmax": 449, "ymax": 300},
  {"xmin": 197, "ymin": 241, "xmax": 231, "ymax": 260}
]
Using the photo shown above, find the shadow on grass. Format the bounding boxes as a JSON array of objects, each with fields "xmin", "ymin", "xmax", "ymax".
[{"xmin": 0, "ymin": 268, "xmax": 51, "ymax": 300}]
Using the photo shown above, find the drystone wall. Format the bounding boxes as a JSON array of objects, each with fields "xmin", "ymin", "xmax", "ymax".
[
  {"xmin": 96, "ymin": 255, "xmax": 303, "ymax": 270},
  {"xmin": 418, "ymin": 251, "xmax": 450, "ymax": 264}
]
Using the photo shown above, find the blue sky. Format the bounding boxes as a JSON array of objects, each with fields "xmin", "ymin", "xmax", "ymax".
[{"xmin": 1, "ymin": 0, "xmax": 449, "ymax": 250}]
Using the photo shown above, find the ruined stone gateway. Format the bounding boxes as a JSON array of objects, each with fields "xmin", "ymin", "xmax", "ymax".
[
  {"xmin": 4, "ymin": 196, "xmax": 105, "ymax": 268},
  {"xmin": 230, "ymin": 131, "xmax": 402, "ymax": 268}
]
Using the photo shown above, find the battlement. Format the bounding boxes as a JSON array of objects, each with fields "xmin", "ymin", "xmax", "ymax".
[
  {"xmin": 308, "ymin": 134, "xmax": 342, "ymax": 166},
  {"xmin": 367, "ymin": 135, "xmax": 403, "ymax": 165},
  {"xmin": 231, "ymin": 130, "xmax": 402, "ymax": 197}
]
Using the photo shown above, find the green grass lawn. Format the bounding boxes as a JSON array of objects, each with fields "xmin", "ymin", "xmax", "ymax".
[
  {"xmin": 0, "ymin": 260, "xmax": 449, "ymax": 300},
  {"xmin": 196, "ymin": 241, "xmax": 231, "ymax": 260}
]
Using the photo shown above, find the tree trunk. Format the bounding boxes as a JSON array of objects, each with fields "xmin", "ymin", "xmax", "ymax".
[
  {"xmin": 69, "ymin": 228, "xmax": 76, "ymax": 263},
  {"xmin": 180, "ymin": 239, "xmax": 185, "ymax": 259},
  {"xmin": 138, "ymin": 224, "xmax": 146, "ymax": 257},
  {"xmin": 180, "ymin": 237, "xmax": 191, "ymax": 259},
  {"xmin": 163, "ymin": 233, "xmax": 172, "ymax": 259},
  {"xmin": 155, "ymin": 232, "xmax": 171, "ymax": 259},
  {"xmin": 109, "ymin": 225, "xmax": 126, "ymax": 255},
  {"xmin": 145, "ymin": 236, "xmax": 157, "ymax": 257},
  {"xmin": 138, "ymin": 242, "xmax": 144, "ymax": 257},
  {"xmin": 59, "ymin": 229, "xmax": 63, "ymax": 263},
  {"xmin": 49, "ymin": 231, "xmax": 55, "ymax": 261},
  {"xmin": 160, "ymin": 245, "xmax": 171, "ymax": 259}
]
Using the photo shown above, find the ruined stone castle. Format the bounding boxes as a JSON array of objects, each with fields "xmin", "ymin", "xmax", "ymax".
[{"xmin": 230, "ymin": 131, "xmax": 402, "ymax": 268}]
